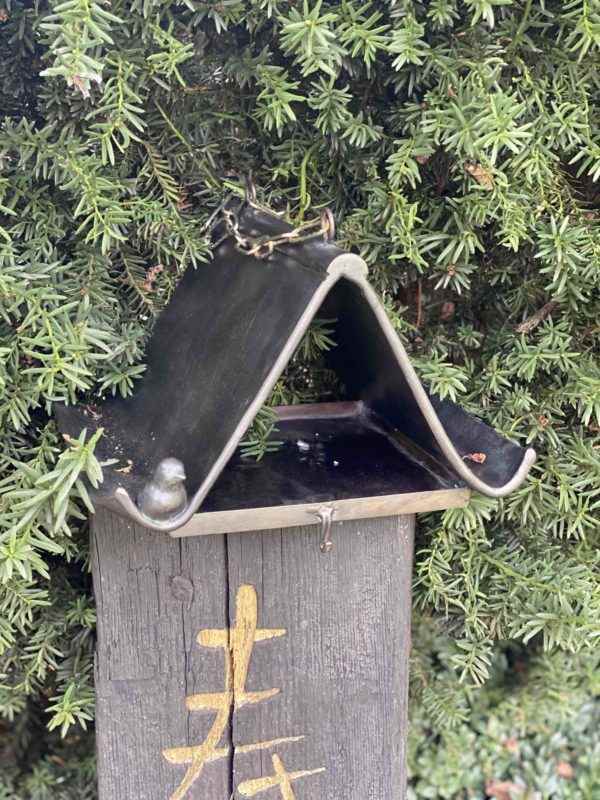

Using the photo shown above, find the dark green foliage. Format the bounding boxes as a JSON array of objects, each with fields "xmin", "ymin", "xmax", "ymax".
[
  {"xmin": 0, "ymin": 0, "xmax": 599, "ymax": 794},
  {"xmin": 409, "ymin": 616, "xmax": 600, "ymax": 798}
]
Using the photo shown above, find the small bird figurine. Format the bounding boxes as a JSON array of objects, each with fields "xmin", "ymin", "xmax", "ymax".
[{"xmin": 138, "ymin": 458, "xmax": 187, "ymax": 521}]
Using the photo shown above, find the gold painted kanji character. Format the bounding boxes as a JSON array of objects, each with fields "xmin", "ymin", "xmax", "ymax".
[
  {"xmin": 163, "ymin": 584, "xmax": 298, "ymax": 800},
  {"xmin": 238, "ymin": 753, "xmax": 325, "ymax": 799}
]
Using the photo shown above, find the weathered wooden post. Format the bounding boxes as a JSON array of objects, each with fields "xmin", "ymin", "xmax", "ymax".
[{"xmin": 57, "ymin": 196, "xmax": 535, "ymax": 800}]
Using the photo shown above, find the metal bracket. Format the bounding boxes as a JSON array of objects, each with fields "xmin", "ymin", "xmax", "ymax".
[{"xmin": 315, "ymin": 506, "xmax": 335, "ymax": 553}]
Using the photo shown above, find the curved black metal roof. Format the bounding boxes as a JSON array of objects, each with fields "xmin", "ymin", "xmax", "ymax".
[{"xmin": 56, "ymin": 199, "xmax": 535, "ymax": 532}]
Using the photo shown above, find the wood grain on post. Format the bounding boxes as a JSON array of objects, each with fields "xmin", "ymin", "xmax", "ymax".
[{"xmin": 92, "ymin": 510, "xmax": 414, "ymax": 800}]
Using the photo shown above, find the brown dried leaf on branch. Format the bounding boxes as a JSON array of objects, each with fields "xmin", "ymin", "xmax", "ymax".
[
  {"xmin": 485, "ymin": 779, "xmax": 524, "ymax": 800},
  {"xmin": 177, "ymin": 191, "xmax": 192, "ymax": 212},
  {"xmin": 556, "ymin": 761, "xmax": 574, "ymax": 779},
  {"xmin": 440, "ymin": 301, "xmax": 455, "ymax": 321},
  {"xmin": 515, "ymin": 301, "xmax": 559, "ymax": 334},
  {"xmin": 143, "ymin": 265, "xmax": 164, "ymax": 293},
  {"xmin": 465, "ymin": 161, "xmax": 494, "ymax": 190},
  {"xmin": 71, "ymin": 75, "xmax": 90, "ymax": 99}
]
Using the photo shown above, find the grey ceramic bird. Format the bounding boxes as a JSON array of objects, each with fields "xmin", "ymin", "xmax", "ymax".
[{"xmin": 137, "ymin": 457, "xmax": 187, "ymax": 521}]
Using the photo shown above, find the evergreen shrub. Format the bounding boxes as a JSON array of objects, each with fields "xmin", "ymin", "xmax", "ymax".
[{"xmin": 0, "ymin": 0, "xmax": 599, "ymax": 795}]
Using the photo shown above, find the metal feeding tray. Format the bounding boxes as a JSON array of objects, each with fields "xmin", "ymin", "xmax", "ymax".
[
  {"xmin": 55, "ymin": 197, "xmax": 535, "ymax": 536},
  {"xmin": 179, "ymin": 402, "xmax": 468, "ymax": 537}
]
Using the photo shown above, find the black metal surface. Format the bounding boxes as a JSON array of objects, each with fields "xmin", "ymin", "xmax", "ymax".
[
  {"xmin": 202, "ymin": 409, "xmax": 457, "ymax": 512},
  {"xmin": 55, "ymin": 200, "xmax": 534, "ymax": 523},
  {"xmin": 57, "ymin": 203, "xmax": 335, "ymax": 499},
  {"xmin": 320, "ymin": 279, "xmax": 526, "ymax": 489}
]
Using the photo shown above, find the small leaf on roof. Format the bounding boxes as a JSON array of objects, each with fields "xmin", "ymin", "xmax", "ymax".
[{"xmin": 463, "ymin": 452, "xmax": 487, "ymax": 464}]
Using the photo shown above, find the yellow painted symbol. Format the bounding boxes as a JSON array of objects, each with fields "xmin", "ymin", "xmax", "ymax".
[
  {"xmin": 238, "ymin": 753, "xmax": 326, "ymax": 799},
  {"xmin": 163, "ymin": 584, "xmax": 324, "ymax": 800}
]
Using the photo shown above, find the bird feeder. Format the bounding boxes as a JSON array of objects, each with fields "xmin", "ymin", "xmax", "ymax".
[{"xmin": 57, "ymin": 196, "xmax": 535, "ymax": 800}]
